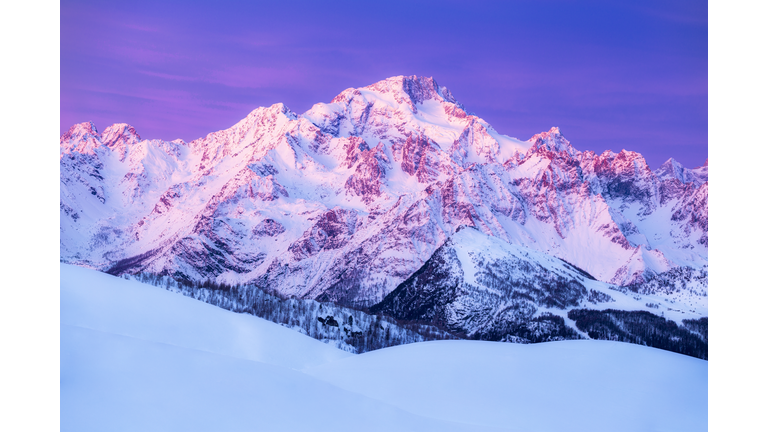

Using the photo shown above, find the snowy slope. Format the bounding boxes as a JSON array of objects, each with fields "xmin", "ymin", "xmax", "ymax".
[
  {"xmin": 370, "ymin": 227, "xmax": 707, "ymax": 356},
  {"xmin": 307, "ymin": 340, "xmax": 707, "ymax": 432},
  {"xmin": 62, "ymin": 264, "xmax": 707, "ymax": 432},
  {"xmin": 63, "ymin": 326, "xmax": 496, "ymax": 432},
  {"xmin": 60, "ymin": 75, "xmax": 708, "ymax": 306},
  {"xmin": 61, "ymin": 263, "xmax": 351, "ymax": 369},
  {"xmin": 61, "ymin": 264, "xmax": 495, "ymax": 432}
]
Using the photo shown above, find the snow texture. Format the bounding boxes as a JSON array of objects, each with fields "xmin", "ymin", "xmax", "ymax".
[{"xmin": 62, "ymin": 264, "xmax": 707, "ymax": 432}]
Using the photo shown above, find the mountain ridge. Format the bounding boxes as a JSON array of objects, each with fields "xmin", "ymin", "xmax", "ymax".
[{"xmin": 60, "ymin": 75, "xmax": 708, "ymax": 310}]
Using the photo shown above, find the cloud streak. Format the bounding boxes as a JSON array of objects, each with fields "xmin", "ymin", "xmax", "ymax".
[{"xmin": 61, "ymin": 0, "xmax": 707, "ymax": 168}]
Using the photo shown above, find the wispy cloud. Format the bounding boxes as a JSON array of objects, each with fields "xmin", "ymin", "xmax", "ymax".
[{"xmin": 61, "ymin": 0, "xmax": 707, "ymax": 168}]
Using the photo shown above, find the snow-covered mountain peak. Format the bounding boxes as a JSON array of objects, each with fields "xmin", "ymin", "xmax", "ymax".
[
  {"xmin": 527, "ymin": 126, "xmax": 578, "ymax": 157},
  {"xmin": 363, "ymin": 75, "xmax": 463, "ymax": 109},
  {"xmin": 656, "ymin": 157, "xmax": 685, "ymax": 180},
  {"xmin": 100, "ymin": 123, "xmax": 142, "ymax": 160},
  {"xmin": 102, "ymin": 123, "xmax": 141, "ymax": 142},
  {"xmin": 589, "ymin": 149, "xmax": 654, "ymax": 178},
  {"xmin": 655, "ymin": 157, "xmax": 708, "ymax": 186},
  {"xmin": 63, "ymin": 120, "xmax": 99, "ymax": 138},
  {"xmin": 238, "ymin": 103, "xmax": 299, "ymax": 127},
  {"xmin": 302, "ymin": 75, "xmax": 515, "ymax": 169},
  {"xmin": 60, "ymin": 76, "xmax": 707, "ymax": 311},
  {"xmin": 267, "ymin": 102, "xmax": 298, "ymax": 118},
  {"xmin": 60, "ymin": 121, "xmax": 102, "ymax": 156},
  {"xmin": 660, "ymin": 157, "xmax": 682, "ymax": 168}
]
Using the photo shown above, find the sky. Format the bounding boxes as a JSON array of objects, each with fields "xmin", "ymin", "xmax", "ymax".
[{"xmin": 60, "ymin": 0, "xmax": 707, "ymax": 169}]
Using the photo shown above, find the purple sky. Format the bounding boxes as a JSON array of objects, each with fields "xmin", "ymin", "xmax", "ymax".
[{"xmin": 61, "ymin": 0, "xmax": 707, "ymax": 169}]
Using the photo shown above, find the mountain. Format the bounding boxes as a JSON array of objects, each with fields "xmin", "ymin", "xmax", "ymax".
[
  {"xmin": 60, "ymin": 75, "xmax": 707, "ymax": 357},
  {"xmin": 655, "ymin": 157, "xmax": 708, "ymax": 187},
  {"xmin": 60, "ymin": 76, "xmax": 707, "ymax": 305},
  {"xmin": 62, "ymin": 263, "xmax": 708, "ymax": 432},
  {"xmin": 369, "ymin": 226, "xmax": 707, "ymax": 357}
]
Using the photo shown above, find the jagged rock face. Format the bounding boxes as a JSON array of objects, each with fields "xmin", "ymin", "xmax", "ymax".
[
  {"xmin": 253, "ymin": 219, "xmax": 285, "ymax": 237},
  {"xmin": 344, "ymin": 143, "xmax": 389, "ymax": 202},
  {"xmin": 671, "ymin": 182, "xmax": 708, "ymax": 247},
  {"xmin": 582, "ymin": 150, "xmax": 660, "ymax": 212},
  {"xmin": 60, "ymin": 121, "xmax": 103, "ymax": 156},
  {"xmin": 655, "ymin": 158, "xmax": 708, "ymax": 187},
  {"xmin": 371, "ymin": 227, "xmax": 594, "ymax": 341},
  {"xmin": 60, "ymin": 75, "xmax": 708, "ymax": 306},
  {"xmin": 400, "ymin": 134, "xmax": 442, "ymax": 183},
  {"xmin": 289, "ymin": 209, "xmax": 359, "ymax": 259},
  {"xmin": 369, "ymin": 236, "xmax": 466, "ymax": 327},
  {"xmin": 101, "ymin": 123, "xmax": 141, "ymax": 161}
]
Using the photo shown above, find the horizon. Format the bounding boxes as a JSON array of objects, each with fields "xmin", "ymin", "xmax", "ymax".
[{"xmin": 61, "ymin": 0, "xmax": 707, "ymax": 169}]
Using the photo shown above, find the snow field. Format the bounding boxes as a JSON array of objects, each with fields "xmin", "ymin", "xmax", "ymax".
[
  {"xmin": 307, "ymin": 339, "xmax": 707, "ymax": 432},
  {"xmin": 61, "ymin": 264, "xmax": 706, "ymax": 431}
]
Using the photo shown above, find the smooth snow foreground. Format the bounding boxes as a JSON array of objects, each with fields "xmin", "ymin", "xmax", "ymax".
[{"xmin": 61, "ymin": 264, "xmax": 707, "ymax": 432}]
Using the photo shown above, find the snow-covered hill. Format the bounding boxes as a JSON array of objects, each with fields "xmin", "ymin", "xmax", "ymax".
[
  {"xmin": 61, "ymin": 264, "xmax": 707, "ymax": 432},
  {"xmin": 121, "ymin": 269, "xmax": 457, "ymax": 354},
  {"xmin": 370, "ymin": 226, "xmax": 707, "ymax": 357},
  {"xmin": 61, "ymin": 263, "xmax": 351, "ymax": 370},
  {"xmin": 60, "ymin": 75, "xmax": 708, "ymax": 308}
]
